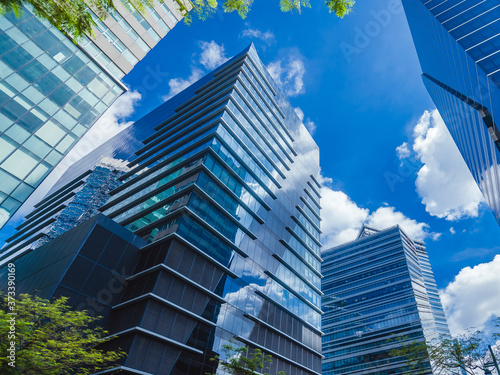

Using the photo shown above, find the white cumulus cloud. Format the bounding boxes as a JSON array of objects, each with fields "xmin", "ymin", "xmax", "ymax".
[
  {"xmin": 412, "ymin": 110, "xmax": 484, "ymax": 221},
  {"xmin": 294, "ymin": 107, "xmax": 304, "ymax": 122},
  {"xmin": 199, "ymin": 40, "xmax": 228, "ymax": 70},
  {"xmin": 440, "ymin": 255, "xmax": 500, "ymax": 335},
  {"xmin": 162, "ymin": 68, "xmax": 203, "ymax": 101},
  {"xmin": 294, "ymin": 106, "xmax": 316, "ymax": 135},
  {"xmin": 241, "ymin": 28, "xmax": 275, "ymax": 43},
  {"xmin": 320, "ymin": 188, "xmax": 369, "ymax": 248},
  {"xmin": 305, "ymin": 119, "xmax": 316, "ymax": 135},
  {"xmin": 320, "ymin": 181, "xmax": 437, "ymax": 249},
  {"xmin": 366, "ymin": 206, "xmax": 431, "ymax": 241},
  {"xmin": 396, "ymin": 142, "xmax": 410, "ymax": 159},
  {"xmin": 267, "ymin": 56, "xmax": 306, "ymax": 97},
  {"xmin": 61, "ymin": 90, "xmax": 141, "ymax": 167},
  {"xmin": 162, "ymin": 41, "xmax": 228, "ymax": 101}
]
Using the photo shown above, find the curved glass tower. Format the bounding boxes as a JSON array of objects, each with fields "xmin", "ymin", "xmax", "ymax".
[{"xmin": 402, "ymin": 0, "xmax": 500, "ymax": 224}]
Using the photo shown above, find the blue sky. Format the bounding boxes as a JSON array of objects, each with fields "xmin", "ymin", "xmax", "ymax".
[
  {"xmin": 1, "ymin": 0, "xmax": 499, "ymax": 335},
  {"xmin": 119, "ymin": 0, "xmax": 500, "ymax": 335}
]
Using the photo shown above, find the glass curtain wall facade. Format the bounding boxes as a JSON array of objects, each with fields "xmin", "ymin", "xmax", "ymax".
[
  {"xmin": 0, "ymin": 44, "xmax": 324, "ymax": 374},
  {"xmin": 0, "ymin": 57, "xmax": 221, "ymax": 262},
  {"xmin": 322, "ymin": 225, "xmax": 449, "ymax": 375},
  {"xmin": 0, "ymin": 1, "xmax": 186, "ymax": 228},
  {"xmin": 93, "ymin": 44, "xmax": 324, "ymax": 375},
  {"xmin": 0, "ymin": 157, "xmax": 130, "ymax": 266},
  {"xmin": 402, "ymin": 0, "xmax": 500, "ymax": 224}
]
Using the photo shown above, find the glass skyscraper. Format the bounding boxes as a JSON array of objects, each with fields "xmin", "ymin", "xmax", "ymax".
[
  {"xmin": 322, "ymin": 225, "xmax": 450, "ymax": 375},
  {"xmin": 402, "ymin": 0, "xmax": 500, "ymax": 224},
  {"xmin": 0, "ymin": 44, "xmax": 323, "ymax": 375},
  {"xmin": 0, "ymin": 1, "xmax": 186, "ymax": 228}
]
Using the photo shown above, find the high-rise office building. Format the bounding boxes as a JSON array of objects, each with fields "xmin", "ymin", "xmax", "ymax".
[
  {"xmin": 0, "ymin": 1, "xmax": 187, "ymax": 228},
  {"xmin": 0, "ymin": 44, "xmax": 324, "ymax": 375},
  {"xmin": 402, "ymin": 0, "xmax": 500, "ymax": 224},
  {"xmin": 322, "ymin": 225, "xmax": 450, "ymax": 375}
]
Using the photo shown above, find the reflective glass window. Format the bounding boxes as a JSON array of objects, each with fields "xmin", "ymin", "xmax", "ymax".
[
  {"xmin": 0, "ymin": 31, "xmax": 18, "ymax": 52},
  {"xmin": 0, "ymin": 137, "xmax": 16, "ymax": 163},
  {"xmin": 25, "ymin": 162, "xmax": 49, "ymax": 186},
  {"xmin": 35, "ymin": 72, "xmax": 62, "ymax": 96},
  {"xmin": 0, "ymin": 149, "xmax": 38, "ymax": 179},
  {"xmin": 5, "ymin": 124, "xmax": 30, "ymax": 143},
  {"xmin": 47, "ymin": 42, "xmax": 72, "ymax": 63},
  {"xmin": 49, "ymin": 84, "xmax": 75, "ymax": 107},
  {"xmin": 55, "ymin": 134, "xmax": 77, "ymax": 153},
  {"xmin": 21, "ymin": 86, "xmax": 44, "ymax": 104},
  {"xmin": 11, "ymin": 183, "xmax": 34, "ymax": 201},
  {"xmin": 23, "ymin": 135, "xmax": 51, "ymax": 158},
  {"xmin": 35, "ymin": 121, "xmax": 66, "ymax": 147},
  {"xmin": 32, "ymin": 30, "xmax": 60, "ymax": 50},
  {"xmin": 1, "ymin": 46, "xmax": 33, "ymax": 69},
  {"xmin": 15, "ymin": 15, "xmax": 45, "ymax": 38},
  {"xmin": 0, "ymin": 169, "xmax": 19, "ymax": 195}
]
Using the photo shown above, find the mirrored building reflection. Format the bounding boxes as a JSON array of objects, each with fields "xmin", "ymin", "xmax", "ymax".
[
  {"xmin": 0, "ymin": 1, "xmax": 187, "ymax": 228},
  {"xmin": 0, "ymin": 44, "xmax": 324, "ymax": 375},
  {"xmin": 321, "ymin": 225, "xmax": 450, "ymax": 375},
  {"xmin": 402, "ymin": 0, "xmax": 500, "ymax": 224},
  {"xmin": 0, "ymin": 157, "xmax": 130, "ymax": 265}
]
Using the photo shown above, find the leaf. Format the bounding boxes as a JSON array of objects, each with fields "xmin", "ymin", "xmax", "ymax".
[
  {"xmin": 325, "ymin": 0, "xmax": 355, "ymax": 18},
  {"xmin": 0, "ymin": 293, "xmax": 125, "ymax": 374},
  {"xmin": 223, "ymin": 0, "xmax": 252, "ymax": 18}
]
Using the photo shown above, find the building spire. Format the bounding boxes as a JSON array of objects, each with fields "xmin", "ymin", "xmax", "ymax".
[{"xmin": 356, "ymin": 224, "xmax": 380, "ymax": 239}]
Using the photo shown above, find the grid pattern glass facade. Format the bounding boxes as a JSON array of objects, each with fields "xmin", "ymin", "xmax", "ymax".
[
  {"xmin": 321, "ymin": 226, "xmax": 450, "ymax": 375},
  {"xmin": 403, "ymin": 0, "xmax": 500, "ymax": 224},
  {"xmin": 98, "ymin": 44, "xmax": 324, "ymax": 375},
  {"xmin": 0, "ymin": 1, "xmax": 184, "ymax": 229},
  {"xmin": 0, "ymin": 7, "xmax": 124, "ymax": 228}
]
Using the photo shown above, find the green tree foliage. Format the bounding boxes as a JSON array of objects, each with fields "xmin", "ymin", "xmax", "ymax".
[
  {"xmin": 0, "ymin": 294, "xmax": 124, "ymax": 374},
  {"xmin": 325, "ymin": 0, "xmax": 355, "ymax": 17},
  {"xmin": 223, "ymin": 0, "xmax": 252, "ymax": 18},
  {"xmin": 277, "ymin": 0, "xmax": 355, "ymax": 17},
  {"xmin": 279, "ymin": 0, "xmax": 311, "ymax": 13},
  {"xmin": 208, "ymin": 343, "xmax": 286, "ymax": 375},
  {"xmin": 0, "ymin": 0, "xmax": 354, "ymax": 41},
  {"xmin": 174, "ymin": 0, "xmax": 356, "ymax": 23},
  {"xmin": 189, "ymin": 0, "xmax": 218, "ymax": 22},
  {"xmin": 389, "ymin": 318, "xmax": 500, "ymax": 375},
  {"xmin": 0, "ymin": 0, "xmax": 162, "ymax": 41}
]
